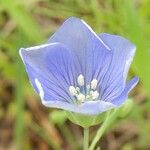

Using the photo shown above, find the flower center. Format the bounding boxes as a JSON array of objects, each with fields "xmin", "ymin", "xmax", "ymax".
[{"xmin": 69, "ymin": 74, "xmax": 99, "ymax": 104}]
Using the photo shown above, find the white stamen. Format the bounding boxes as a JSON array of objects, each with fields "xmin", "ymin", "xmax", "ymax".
[
  {"xmin": 69, "ymin": 86, "xmax": 77, "ymax": 96},
  {"xmin": 91, "ymin": 91, "xmax": 99, "ymax": 100},
  {"xmin": 77, "ymin": 74, "xmax": 84, "ymax": 86},
  {"xmin": 76, "ymin": 87, "xmax": 80, "ymax": 92},
  {"xmin": 69, "ymin": 76, "xmax": 99, "ymax": 103},
  {"xmin": 90, "ymin": 90, "xmax": 94, "ymax": 95},
  {"xmin": 77, "ymin": 93, "xmax": 85, "ymax": 102},
  {"xmin": 86, "ymin": 95, "xmax": 90, "ymax": 99},
  {"xmin": 91, "ymin": 79, "xmax": 98, "ymax": 90}
]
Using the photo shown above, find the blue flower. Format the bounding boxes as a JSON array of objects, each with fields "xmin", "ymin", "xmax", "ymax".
[{"xmin": 19, "ymin": 17, "xmax": 139, "ymax": 115}]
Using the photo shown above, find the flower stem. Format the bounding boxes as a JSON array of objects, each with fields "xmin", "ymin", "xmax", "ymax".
[
  {"xmin": 89, "ymin": 109, "xmax": 119, "ymax": 150},
  {"xmin": 84, "ymin": 127, "xmax": 89, "ymax": 150}
]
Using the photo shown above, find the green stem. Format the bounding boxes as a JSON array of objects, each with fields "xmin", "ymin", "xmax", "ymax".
[
  {"xmin": 89, "ymin": 109, "xmax": 119, "ymax": 150},
  {"xmin": 84, "ymin": 128, "xmax": 89, "ymax": 150}
]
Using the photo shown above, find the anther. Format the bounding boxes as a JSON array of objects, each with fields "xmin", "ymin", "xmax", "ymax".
[
  {"xmin": 91, "ymin": 91, "xmax": 99, "ymax": 100},
  {"xmin": 77, "ymin": 93, "xmax": 86, "ymax": 102},
  {"xmin": 91, "ymin": 79, "xmax": 98, "ymax": 90},
  {"xmin": 77, "ymin": 74, "xmax": 84, "ymax": 86},
  {"xmin": 69, "ymin": 86, "xmax": 77, "ymax": 96}
]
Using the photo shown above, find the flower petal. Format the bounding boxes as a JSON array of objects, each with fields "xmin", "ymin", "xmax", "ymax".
[
  {"xmin": 111, "ymin": 76, "xmax": 139, "ymax": 106},
  {"xmin": 42, "ymin": 97, "xmax": 115, "ymax": 115},
  {"xmin": 48, "ymin": 17, "xmax": 111, "ymax": 84},
  {"xmin": 19, "ymin": 43, "xmax": 77, "ymax": 103},
  {"xmin": 98, "ymin": 33, "xmax": 136, "ymax": 101},
  {"xmin": 33, "ymin": 78, "xmax": 115, "ymax": 115}
]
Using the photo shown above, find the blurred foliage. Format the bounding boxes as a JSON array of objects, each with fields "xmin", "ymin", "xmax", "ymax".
[{"xmin": 0, "ymin": 0, "xmax": 150, "ymax": 150}]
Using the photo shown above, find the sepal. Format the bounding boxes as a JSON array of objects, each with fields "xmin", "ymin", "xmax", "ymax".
[
  {"xmin": 65, "ymin": 111, "xmax": 106, "ymax": 128},
  {"xmin": 118, "ymin": 99, "xmax": 134, "ymax": 118}
]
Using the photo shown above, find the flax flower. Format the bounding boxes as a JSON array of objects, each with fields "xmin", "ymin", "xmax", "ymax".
[{"xmin": 19, "ymin": 17, "xmax": 138, "ymax": 115}]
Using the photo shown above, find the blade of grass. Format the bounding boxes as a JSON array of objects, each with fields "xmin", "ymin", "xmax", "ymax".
[
  {"xmin": 14, "ymin": 54, "xmax": 26, "ymax": 150},
  {"xmin": 0, "ymin": 0, "xmax": 44, "ymax": 43},
  {"xmin": 30, "ymin": 121, "xmax": 61, "ymax": 150}
]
